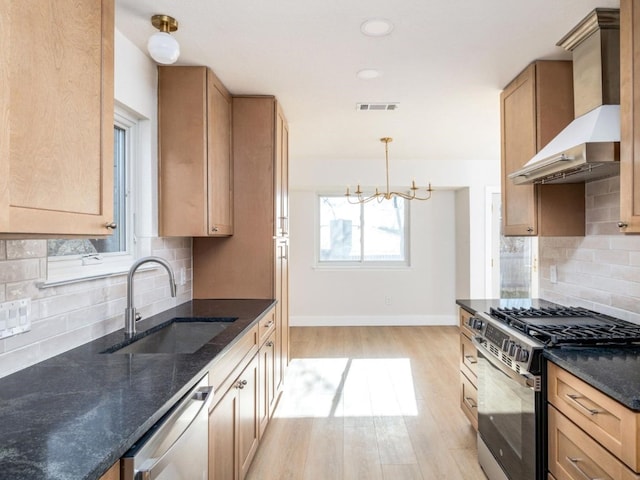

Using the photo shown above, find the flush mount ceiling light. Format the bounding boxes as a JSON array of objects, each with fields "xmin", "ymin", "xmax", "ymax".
[
  {"xmin": 147, "ymin": 14, "xmax": 180, "ymax": 65},
  {"xmin": 360, "ymin": 18, "xmax": 394, "ymax": 37},
  {"xmin": 345, "ymin": 137, "xmax": 433, "ymax": 204},
  {"xmin": 356, "ymin": 69, "xmax": 382, "ymax": 80}
]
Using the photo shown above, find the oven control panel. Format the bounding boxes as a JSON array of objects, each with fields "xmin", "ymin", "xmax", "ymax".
[{"xmin": 471, "ymin": 312, "xmax": 544, "ymax": 375}]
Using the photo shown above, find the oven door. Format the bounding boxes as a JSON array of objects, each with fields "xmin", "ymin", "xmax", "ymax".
[{"xmin": 474, "ymin": 339, "xmax": 538, "ymax": 480}]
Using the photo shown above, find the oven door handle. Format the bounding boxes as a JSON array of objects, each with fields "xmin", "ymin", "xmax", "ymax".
[{"xmin": 472, "ymin": 337, "xmax": 540, "ymax": 391}]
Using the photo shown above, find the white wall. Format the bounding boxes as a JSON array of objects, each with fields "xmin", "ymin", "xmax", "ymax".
[{"xmin": 289, "ymin": 156, "xmax": 499, "ymax": 326}]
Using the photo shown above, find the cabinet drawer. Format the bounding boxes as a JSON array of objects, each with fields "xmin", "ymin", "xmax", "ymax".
[
  {"xmin": 548, "ymin": 406, "xmax": 640, "ymax": 480},
  {"xmin": 548, "ymin": 362, "xmax": 640, "ymax": 471},
  {"xmin": 460, "ymin": 333, "xmax": 478, "ymax": 383},
  {"xmin": 460, "ymin": 371, "xmax": 478, "ymax": 430},
  {"xmin": 258, "ymin": 308, "xmax": 276, "ymax": 347},
  {"xmin": 459, "ymin": 307, "xmax": 475, "ymax": 339}
]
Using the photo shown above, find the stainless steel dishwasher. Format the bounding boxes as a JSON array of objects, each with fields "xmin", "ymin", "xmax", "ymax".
[{"xmin": 121, "ymin": 374, "xmax": 213, "ymax": 480}]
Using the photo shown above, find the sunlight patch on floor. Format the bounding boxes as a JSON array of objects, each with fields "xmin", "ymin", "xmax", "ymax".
[{"xmin": 276, "ymin": 358, "xmax": 418, "ymax": 418}]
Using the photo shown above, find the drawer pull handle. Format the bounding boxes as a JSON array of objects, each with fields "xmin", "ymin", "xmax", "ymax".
[
  {"xmin": 264, "ymin": 320, "xmax": 274, "ymax": 328},
  {"xmin": 464, "ymin": 396, "xmax": 477, "ymax": 409},
  {"xmin": 464, "ymin": 355, "xmax": 477, "ymax": 364},
  {"xmin": 565, "ymin": 393, "xmax": 602, "ymax": 416},
  {"xmin": 566, "ymin": 456, "xmax": 603, "ymax": 480}
]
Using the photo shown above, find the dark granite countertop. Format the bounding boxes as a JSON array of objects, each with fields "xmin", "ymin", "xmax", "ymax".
[
  {"xmin": 456, "ymin": 298, "xmax": 640, "ymax": 412},
  {"xmin": 544, "ymin": 346, "xmax": 640, "ymax": 411},
  {"xmin": 0, "ymin": 298, "xmax": 276, "ymax": 480}
]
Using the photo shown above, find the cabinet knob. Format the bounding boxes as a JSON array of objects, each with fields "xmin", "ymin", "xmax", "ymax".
[
  {"xmin": 266, "ymin": 341, "xmax": 274, "ymax": 347},
  {"xmin": 105, "ymin": 222, "xmax": 117, "ymax": 230},
  {"xmin": 618, "ymin": 221, "xmax": 628, "ymax": 228},
  {"xmin": 211, "ymin": 226, "xmax": 219, "ymax": 233},
  {"xmin": 526, "ymin": 227, "xmax": 534, "ymax": 233},
  {"xmin": 237, "ymin": 379, "xmax": 248, "ymax": 389}
]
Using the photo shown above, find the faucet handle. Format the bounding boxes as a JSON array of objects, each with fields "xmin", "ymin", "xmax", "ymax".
[{"xmin": 135, "ymin": 313, "xmax": 142, "ymax": 322}]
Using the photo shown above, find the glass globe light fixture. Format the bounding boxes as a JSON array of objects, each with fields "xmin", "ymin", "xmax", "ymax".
[{"xmin": 147, "ymin": 15, "xmax": 180, "ymax": 65}]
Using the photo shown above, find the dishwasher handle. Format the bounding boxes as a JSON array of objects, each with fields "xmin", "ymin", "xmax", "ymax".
[{"xmin": 138, "ymin": 385, "xmax": 213, "ymax": 480}]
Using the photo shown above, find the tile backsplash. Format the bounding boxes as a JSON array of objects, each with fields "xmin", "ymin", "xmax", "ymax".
[
  {"xmin": 539, "ymin": 176, "xmax": 640, "ymax": 323},
  {"xmin": 0, "ymin": 237, "xmax": 192, "ymax": 378}
]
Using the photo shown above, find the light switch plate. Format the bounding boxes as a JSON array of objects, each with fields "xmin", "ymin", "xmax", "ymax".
[{"xmin": 0, "ymin": 298, "xmax": 31, "ymax": 339}]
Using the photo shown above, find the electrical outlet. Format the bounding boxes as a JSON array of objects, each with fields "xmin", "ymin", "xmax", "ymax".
[
  {"xmin": 179, "ymin": 267, "xmax": 187, "ymax": 286},
  {"xmin": 384, "ymin": 296, "xmax": 392, "ymax": 306},
  {"xmin": 0, "ymin": 298, "xmax": 31, "ymax": 339},
  {"xmin": 550, "ymin": 265, "xmax": 557, "ymax": 284}
]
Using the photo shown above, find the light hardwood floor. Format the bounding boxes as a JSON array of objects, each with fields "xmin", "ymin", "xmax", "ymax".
[{"xmin": 246, "ymin": 326, "xmax": 487, "ymax": 480}]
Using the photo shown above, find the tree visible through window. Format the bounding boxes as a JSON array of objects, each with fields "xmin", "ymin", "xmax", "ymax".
[{"xmin": 318, "ymin": 195, "xmax": 408, "ymax": 265}]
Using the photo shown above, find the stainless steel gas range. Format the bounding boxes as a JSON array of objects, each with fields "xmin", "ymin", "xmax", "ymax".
[{"xmin": 466, "ymin": 306, "xmax": 640, "ymax": 480}]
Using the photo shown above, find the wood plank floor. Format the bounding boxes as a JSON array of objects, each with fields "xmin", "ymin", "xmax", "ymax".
[{"xmin": 246, "ymin": 326, "xmax": 487, "ymax": 480}]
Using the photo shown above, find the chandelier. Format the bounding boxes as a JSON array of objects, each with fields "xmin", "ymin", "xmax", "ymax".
[{"xmin": 345, "ymin": 137, "xmax": 433, "ymax": 204}]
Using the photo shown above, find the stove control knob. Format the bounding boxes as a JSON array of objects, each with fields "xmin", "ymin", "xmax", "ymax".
[
  {"xmin": 512, "ymin": 345, "xmax": 522, "ymax": 359},
  {"xmin": 508, "ymin": 342, "xmax": 518, "ymax": 357},
  {"xmin": 468, "ymin": 317, "xmax": 484, "ymax": 330},
  {"xmin": 516, "ymin": 349, "xmax": 529, "ymax": 363},
  {"xmin": 501, "ymin": 339, "xmax": 510, "ymax": 352}
]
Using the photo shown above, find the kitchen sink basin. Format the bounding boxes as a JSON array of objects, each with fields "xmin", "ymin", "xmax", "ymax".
[{"xmin": 103, "ymin": 317, "xmax": 237, "ymax": 354}]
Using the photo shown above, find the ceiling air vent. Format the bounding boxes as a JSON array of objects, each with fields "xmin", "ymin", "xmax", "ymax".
[{"xmin": 356, "ymin": 103, "xmax": 399, "ymax": 111}]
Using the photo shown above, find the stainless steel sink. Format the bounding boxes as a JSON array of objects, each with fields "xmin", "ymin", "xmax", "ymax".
[{"xmin": 103, "ymin": 318, "xmax": 237, "ymax": 354}]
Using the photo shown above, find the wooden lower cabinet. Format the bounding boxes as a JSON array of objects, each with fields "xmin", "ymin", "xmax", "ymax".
[
  {"xmin": 548, "ymin": 406, "xmax": 640, "ymax": 480},
  {"xmin": 209, "ymin": 354, "xmax": 259, "ymax": 480},
  {"xmin": 99, "ymin": 462, "xmax": 119, "ymax": 480},
  {"xmin": 458, "ymin": 307, "xmax": 478, "ymax": 430},
  {"xmin": 547, "ymin": 362, "xmax": 640, "ymax": 479},
  {"xmin": 258, "ymin": 331, "xmax": 276, "ymax": 438}
]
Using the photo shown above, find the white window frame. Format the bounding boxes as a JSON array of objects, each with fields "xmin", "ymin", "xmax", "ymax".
[
  {"xmin": 44, "ymin": 106, "xmax": 139, "ymax": 285},
  {"xmin": 316, "ymin": 193, "xmax": 411, "ymax": 268}
]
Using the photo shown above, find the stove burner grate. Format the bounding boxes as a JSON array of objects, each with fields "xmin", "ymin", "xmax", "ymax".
[{"xmin": 488, "ymin": 306, "xmax": 640, "ymax": 347}]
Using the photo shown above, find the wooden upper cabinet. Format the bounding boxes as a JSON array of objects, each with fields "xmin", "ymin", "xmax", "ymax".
[
  {"xmin": 158, "ymin": 66, "xmax": 233, "ymax": 237},
  {"xmin": 0, "ymin": 0, "xmax": 115, "ymax": 237},
  {"xmin": 620, "ymin": 0, "xmax": 640, "ymax": 233},
  {"xmin": 501, "ymin": 61, "xmax": 585, "ymax": 237},
  {"xmin": 275, "ymin": 103, "xmax": 289, "ymax": 237}
]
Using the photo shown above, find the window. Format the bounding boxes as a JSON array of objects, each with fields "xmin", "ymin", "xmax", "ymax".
[
  {"xmin": 46, "ymin": 107, "xmax": 137, "ymax": 282},
  {"xmin": 318, "ymin": 195, "xmax": 409, "ymax": 266}
]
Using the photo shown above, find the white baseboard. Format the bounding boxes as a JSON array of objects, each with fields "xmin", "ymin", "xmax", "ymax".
[{"xmin": 290, "ymin": 315, "xmax": 457, "ymax": 327}]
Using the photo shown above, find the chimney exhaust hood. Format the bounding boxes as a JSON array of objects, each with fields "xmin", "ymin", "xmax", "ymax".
[{"xmin": 509, "ymin": 8, "xmax": 620, "ymax": 185}]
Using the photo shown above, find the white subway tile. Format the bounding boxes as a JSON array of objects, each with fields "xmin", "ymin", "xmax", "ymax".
[
  {"xmin": 0, "ymin": 241, "xmax": 6, "ymax": 260},
  {"xmin": 594, "ymin": 249, "xmax": 630, "ymax": 266},
  {"xmin": 0, "ymin": 259, "xmax": 41, "ymax": 283},
  {"xmin": 0, "ymin": 344, "xmax": 41, "ymax": 379},
  {"xmin": 6, "ymin": 240, "xmax": 47, "ymax": 259}
]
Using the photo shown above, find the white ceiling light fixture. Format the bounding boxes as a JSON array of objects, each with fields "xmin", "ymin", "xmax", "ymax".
[
  {"xmin": 147, "ymin": 14, "xmax": 180, "ymax": 65},
  {"xmin": 360, "ymin": 18, "xmax": 394, "ymax": 37},
  {"xmin": 356, "ymin": 69, "xmax": 382, "ymax": 80},
  {"xmin": 345, "ymin": 137, "xmax": 433, "ymax": 204}
]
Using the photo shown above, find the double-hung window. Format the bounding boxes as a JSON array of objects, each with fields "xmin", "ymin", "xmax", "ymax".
[
  {"xmin": 46, "ymin": 107, "xmax": 136, "ymax": 282},
  {"xmin": 318, "ymin": 195, "xmax": 409, "ymax": 266}
]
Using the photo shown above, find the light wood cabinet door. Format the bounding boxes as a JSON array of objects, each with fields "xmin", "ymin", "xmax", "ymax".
[
  {"xmin": 258, "ymin": 331, "xmax": 276, "ymax": 438},
  {"xmin": 98, "ymin": 462, "xmax": 120, "ymax": 480},
  {"xmin": 209, "ymin": 383, "xmax": 239, "ymax": 480},
  {"xmin": 0, "ymin": 0, "xmax": 114, "ymax": 236},
  {"xmin": 238, "ymin": 355, "xmax": 259, "ymax": 480},
  {"xmin": 620, "ymin": 0, "xmax": 640, "ymax": 233},
  {"xmin": 158, "ymin": 66, "xmax": 232, "ymax": 237},
  {"xmin": 500, "ymin": 61, "xmax": 584, "ymax": 237},
  {"xmin": 210, "ymin": 354, "xmax": 259, "ymax": 480}
]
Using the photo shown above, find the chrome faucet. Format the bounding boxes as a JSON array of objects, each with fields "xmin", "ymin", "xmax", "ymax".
[{"xmin": 125, "ymin": 256, "xmax": 177, "ymax": 336}]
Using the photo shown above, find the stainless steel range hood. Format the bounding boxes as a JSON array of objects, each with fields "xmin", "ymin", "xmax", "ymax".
[{"xmin": 509, "ymin": 8, "xmax": 620, "ymax": 185}]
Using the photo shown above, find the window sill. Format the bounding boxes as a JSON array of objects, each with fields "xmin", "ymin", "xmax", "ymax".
[{"xmin": 39, "ymin": 263, "xmax": 157, "ymax": 288}]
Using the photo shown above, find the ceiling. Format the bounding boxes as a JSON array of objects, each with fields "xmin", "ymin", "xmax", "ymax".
[{"xmin": 115, "ymin": 0, "xmax": 620, "ymax": 164}]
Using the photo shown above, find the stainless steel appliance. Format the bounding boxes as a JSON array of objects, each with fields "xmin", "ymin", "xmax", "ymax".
[
  {"xmin": 467, "ymin": 306, "xmax": 640, "ymax": 480},
  {"xmin": 121, "ymin": 375, "xmax": 213, "ymax": 480}
]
